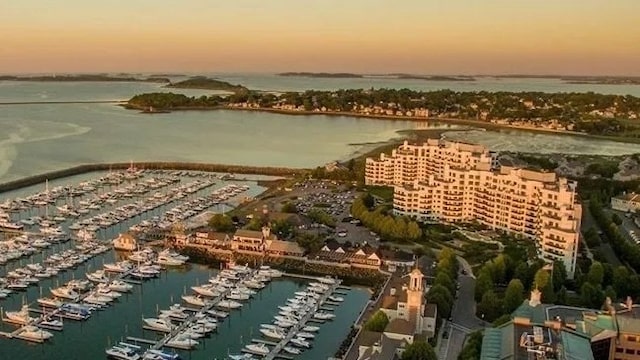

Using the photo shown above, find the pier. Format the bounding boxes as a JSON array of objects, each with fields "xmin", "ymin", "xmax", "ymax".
[{"xmin": 259, "ymin": 279, "xmax": 342, "ymax": 360}]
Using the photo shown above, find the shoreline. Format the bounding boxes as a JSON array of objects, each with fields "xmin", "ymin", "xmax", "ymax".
[{"xmin": 124, "ymin": 104, "xmax": 640, "ymax": 145}]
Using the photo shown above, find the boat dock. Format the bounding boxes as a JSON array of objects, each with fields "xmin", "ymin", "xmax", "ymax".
[
  {"xmin": 259, "ymin": 279, "xmax": 342, "ymax": 360},
  {"xmin": 126, "ymin": 270, "xmax": 257, "ymax": 352}
]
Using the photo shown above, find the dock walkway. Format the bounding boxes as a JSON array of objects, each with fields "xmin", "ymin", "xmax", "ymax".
[{"xmin": 262, "ymin": 279, "xmax": 342, "ymax": 360}]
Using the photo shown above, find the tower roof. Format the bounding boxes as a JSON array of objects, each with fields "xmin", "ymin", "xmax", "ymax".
[{"xmin": 410, "ymin": 268, "xmax": 424, "ymax": 277}]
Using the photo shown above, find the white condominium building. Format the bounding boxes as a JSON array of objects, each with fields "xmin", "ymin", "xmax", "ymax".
[{"xmin": 365, "ymin": 139, "xmax": 582, "ymax": 277}]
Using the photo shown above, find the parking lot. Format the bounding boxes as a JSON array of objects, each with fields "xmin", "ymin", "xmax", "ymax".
[{"xmin": 259, "ymin": 179, "xmax": 381, "ymax": 246}]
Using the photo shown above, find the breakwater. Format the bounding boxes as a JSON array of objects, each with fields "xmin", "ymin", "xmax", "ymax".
[{"xmin": 0, "ymin": 162, "xmax": 306, "ymax": 194}]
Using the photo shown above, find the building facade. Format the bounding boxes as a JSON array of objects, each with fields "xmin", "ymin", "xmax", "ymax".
[
  {"xmin": 365, "ymin": 139, "xmax": 582, "ymax": 277},
  {"xmin": 611, "ymin": 193, "xmax": 640, "ymax": 213}
]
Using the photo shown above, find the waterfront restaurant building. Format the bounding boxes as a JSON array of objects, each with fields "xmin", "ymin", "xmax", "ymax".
[{"xmin": 365, "ymin": 139, "xmax": 582, "ymax": 277}]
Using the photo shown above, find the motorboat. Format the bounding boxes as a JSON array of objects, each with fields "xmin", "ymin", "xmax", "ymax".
[
  {"xmin": 106, "ymin": 342, "xmax": 141, "ymax": 360},
  {"xmin": 191, "ymin": 285, "xmax": 220, "ymax": 298},
  {"xmin": 104, "ymin": 262, "xmax": 132, "ymax": 273},
  {"xmin": 296, "ymin": 331, "xmax": 315, "ymax": 339},
  {"xmin": 216, "ymin": 299, "xmax": 242, "ymax": 310},
  {"xmin": 50, "ymin": 287, "xmax": 80, "ymax": 301},
  {"xmin": 87, "ymin": 270, "xmax": 110, "ymax": 283},
  {"xmin": 18, "ymin": 325, "xmax": 53, "ymax": 341},
  {"xmin": 227, "ymin": 355, "xmax": 255, "ymax": 360},
  {"xmin": 182, "ymin": 295, "xmax": 207, "ymax": 307},
  {"xmin": 207, "ymin": 309, "xmax": 228, "ymax": 318},
  {"xmin": 59, "ymin": 303, "xmax": 91, "ymax": 320},
  {"xmin": 142, "ymin": 349, "xmax": 180, "ymax": 360},
  {"xmin": 67, "ymin": 279, "xmax": 91, "ymax": 292},
  {"xmin": 96, "ymin": 284, "xmax": 123, "ymax": 298},
  {"xmin": 156, "ymin": 254, "xmax": 185, "ymax": 266},
  {"xmin": 109, "ymin": 280, "xmax": 134, "ymax": 293},
  {"xmin": 313, "ymin": 311, "xmax": 335, "ymax": 320},
  {"xmin": 39, "ymin": 317, "xmax": 64, "ymax": 331},
  {"xmin": 289, "ymin": 337, "xmax": 311, "ymax": 348},
  {"xmin": 5, "ymin": 305, "xmax": 35, "ymax": 324},
  {"xmin": 283, "ymin": 346, "xmax": 302, "ymax": 355},
  {"xmin": 166, "ymin": 335, "xmax": 198, "ymax": 349},
  {"xmin": 328, "ymin": 295, "xmax": 344, "ymax": 302},
  {"xmin": 143, "ymin": 317, "xmax": 174, "ymax": 332},
  {"xmin": 37, "ymin": 297, "xmax": 64, "ymax": 308},
  {"xmin": 244, "ymin": 343, "xmax": 270, "ymax": 355},
  {"xmin": 302, "ymin": 325, "xmax": 320, "ymax": 332},
  {"xmin": 260, "ymin": 327, "xmax": 286, "ymax": 340},
  {"xmin": 226, "ymin": 291, "xmax": 250, "ymax": 301}
]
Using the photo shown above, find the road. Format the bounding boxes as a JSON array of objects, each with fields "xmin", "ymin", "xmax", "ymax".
[{"xmin": 437, "ymin": 270, "xmax": 488, "ymax": 360}]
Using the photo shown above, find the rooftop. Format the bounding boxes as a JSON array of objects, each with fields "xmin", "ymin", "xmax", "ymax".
[{"xmin": 385, "ymin": 318, "xmax": 415, "ymax": 336}]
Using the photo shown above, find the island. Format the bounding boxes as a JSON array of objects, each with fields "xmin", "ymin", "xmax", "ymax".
[
  {"xmin": 391, "ymin": 74, "xmax": 476, "ymax": 81},
  {"xmin": 278, "ymin": 72, "xmax": 363, "ymax": 78},
  {"xmin": 491, "ymin": 74, "xmax": 640, "ymax": 85},
  {"xmin": 165, "ymin": 76, "xmax": 248, "ymax": 92},
  {"xmin": 0, "ymin": 74, "xmax": 170, "ymax": 83},
  {"xmin": 124, "ymin": 88, "xmax": 640, "ymax": 141}
]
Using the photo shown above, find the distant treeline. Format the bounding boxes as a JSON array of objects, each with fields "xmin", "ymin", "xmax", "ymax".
[
  {"xmin": 0, "ymin": 74, "xmax": 170, "ymax": 83},
  {"xmin": 0, "ymin": 162, "xmax": 305, "ymax": 194}
]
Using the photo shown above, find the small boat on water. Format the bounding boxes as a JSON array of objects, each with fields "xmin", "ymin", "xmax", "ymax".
[
  {"xmin": 106, "ymin": 342, "xmax": 141, "ymax": 360},
  {"xmin": 4, "ymin": 305, "xmax": 36, "ymax": 325},
  {"xmin": 283, "ymin": 346, "xmax": 302, "ymax": 355},
  {"xmin": 109, "ymin": 280, "xmax": 134, "ymax": 293},
  {"xmin": 18, "ymin": 325, "xmax": 53, "ymax": 342},
  {"xmin": 143, "ymin": 317, "xmax": 174, "ymax": 332},
  {"xmin": 302, "ymin": 325, "xmax": 320, "ymax": 332},
  {"xmin": 112, "ymin": 233, "xmax": 137, "ymax": 251},
  {"xmin": 37, "ymin": 297, "xmax": 63, "ymax": 308},
  {"xmin": 182, "ymin": 295, "xmax": 208, "ymax": 307},
  {"xmin": 227, "ymin": 354, "xmax": 255, "ymax": 360},
  {"xmin": 166, "ymin": 335, "xmax": 198, "ymax": 349},
  {"xmin": 142, "ymin": 349, "xmax": 180, "ymax": 360},
  {"xmin": 244, "ymin": 343, "xmax": 269, "ymax": 356},
  {"xmin": 289, "ymin": 337, "xmax": 311, "ymax": 348}
]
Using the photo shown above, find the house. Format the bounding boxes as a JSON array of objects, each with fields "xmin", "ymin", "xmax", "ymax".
[
  {"xmin": 353, "ymin": 330, "xmax": 408, "ymax": 360},
  {"xmin": 313, "ymin": 241, "xmax": 382, "ymax": 269},
  {"xmin": 611, "ymin": 192, "xmax": 640, "ymax": 213},
  {"xmin": 265, "ymin": 239, "xmax": 305, "ymax": 258},
  {"xmin": 231, "ymin": 226, "xmax": 277, "ymax": 252}
]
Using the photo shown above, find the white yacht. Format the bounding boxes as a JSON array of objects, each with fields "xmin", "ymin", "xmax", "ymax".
[
  {"xmin": 37, "ymin": 297, "xmax": 64, "ymax": 308},
  {"xmin": 216, "ymin": 299, "xmax": 242, "ymax": 309},
  {"xmin": 182, "ymin": 295, "xmax": 207, "ymax": 307},
  {"xmin": 191, "ymin": 285, "xmax": 220, "ymax": 298},
  {"xmin": 50, "ymin": 287, "xmax": 80, "ymax": 301},
  {"xmin": 283, "ymin": 346, "xmax": 302, "ymax": 355},
  {"xmin": 244, "ymin": 343, "xmax": 270, "ymax": 356},
  {"xmin": 87, "ymin": 270, "xmax": 110, "ymax": 283},
  {"xmin": 105, "ymin": 343, "xmax": 141, "ymax": 360},
  {"xmin": 289, "ymin": 337, "xmax": 311, "ymax": 348},
  {"xmin": 5, "ymin": 305, "xmax": 36, "ymax": 324},
  {"xmin": 108, "ymin": 280, "xmax": 133, "ymax": 293},
  {"xmin": 260, "ymin": 327, "xmax": 286, "ymax": 340},
  {"xmin": 19, "ymin": 325, "xmax": 53, "ymax": 341},
  {"xmin": 143, "ymin": 317, "xmax": 174, "ymax": 332},
  {"xmin": 166, "ymin": 335, "xmax": 198, "ymax": 348},
  {"xmin": 156, "ymin": 254, "xmax": 185, "ymax": 266}
]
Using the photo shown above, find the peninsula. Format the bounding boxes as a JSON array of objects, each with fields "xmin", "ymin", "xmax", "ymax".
[{"xmin": 125, "ymin": 88, "xmax": 640, "ymax": 141}]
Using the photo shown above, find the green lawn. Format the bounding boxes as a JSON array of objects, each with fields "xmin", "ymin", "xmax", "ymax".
[{"xmin": 365, "ymin": 186, "xmax": 394, "ymax": 202}]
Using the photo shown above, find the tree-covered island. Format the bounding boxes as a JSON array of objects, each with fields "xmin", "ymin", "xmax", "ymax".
[
  {"xmin": 126, "ymin": 88, "xmax": 640, "ymax": 139},
  {"xmin": 164, "ymin": 76, "xmax": 248, "ymax": 92}
]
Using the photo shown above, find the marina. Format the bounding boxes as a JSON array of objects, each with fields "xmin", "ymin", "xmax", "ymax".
[{"xmin": 0, "ymin": 170, "xmax": 370, "ymax": 360}]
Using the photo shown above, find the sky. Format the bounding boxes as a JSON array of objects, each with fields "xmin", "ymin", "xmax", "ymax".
[{"xmin": 1, "ymin": 0, "xmax": 639, "ymax": 75}]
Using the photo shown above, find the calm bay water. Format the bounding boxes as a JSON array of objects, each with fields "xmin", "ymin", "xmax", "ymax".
[{"xmin": 1, "ymin": 76, "xmax": 640, "ymax": 184}]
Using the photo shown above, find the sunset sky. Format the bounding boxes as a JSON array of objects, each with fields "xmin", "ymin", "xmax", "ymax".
[{"xmin": 1, "ymin": 0, "xmax": 639, "ymax": 75}]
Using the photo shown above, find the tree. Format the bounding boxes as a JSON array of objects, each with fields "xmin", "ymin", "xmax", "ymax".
[
  {"xmin": 295, "ymin": 233, "xmax": 323, "ymax": 254},
  {"xmin": 503, "ymin": 279, "xmax": 525, "ymax": 313},
  {"xmin": 477, "ymin": 290, "xmax": 503, "ymax": 322},
  {"xmin": 552, "ymin": 261, "xmax": 567, "ymax": 291},
  {"xmin": 614, "ymin": 266, "xmax": 632, "ymax": 296},
  {"xmin": 458, "ymin": 331, "xmax": 483, "ymax": 360},
  {"xmin": 362, "ymin": 193, "xmax": 375, "ymax": 209},
  {"xmin": 580, "ymin": 282, "xmax": 604, "ymax": 309},
  {"xmin": 401, "ymin": 340, "xmax": 437, "ymax": 360},
  {"xmin": 514, "ymin": 262, "xmax": 531, "ymax": 288},
  {"xmin": 587, "ymin": 262, "xmax": 604, "ymax": 286},
  {"xmin": 407, "ymin": 222, "xmax": 422, "ymax": 241},
  {"xmin": 364, "ymin": 310, "xmax": 389, "ymax": 332},
  {"xmin": 475, "ymin": 271, "xmax": 494, "ymax": 302},
  {"xmin": 611, "ymin": 213, "xmax": 623, "ymax": 225},
  {"xmin": 533, "ymin": 268, "xmax": 555, "ymax": 303},
  {"xmin": 281, "ymin": 202, "xmax": 297, "ymax": 213},
  {"xmin": 426, "ymin": 284, "xmax": 454, "ymax": 320},
  {"xmin": 208, "ymin": 214, "xmax": 234, "ymax": 232},
  {"xmin": 434, "ymin": 272, "xmax": 455, "ymax": 295}
]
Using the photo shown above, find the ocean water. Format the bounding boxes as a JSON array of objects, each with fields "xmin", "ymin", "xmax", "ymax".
[{"xmin": 1, "ymin": 77, "xmax": 640, "ymax": 184}]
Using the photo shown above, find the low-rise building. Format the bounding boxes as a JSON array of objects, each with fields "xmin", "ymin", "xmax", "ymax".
[{"xmin": 611, "ymin": 192, "xmax": 640, "ymax": 213}]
